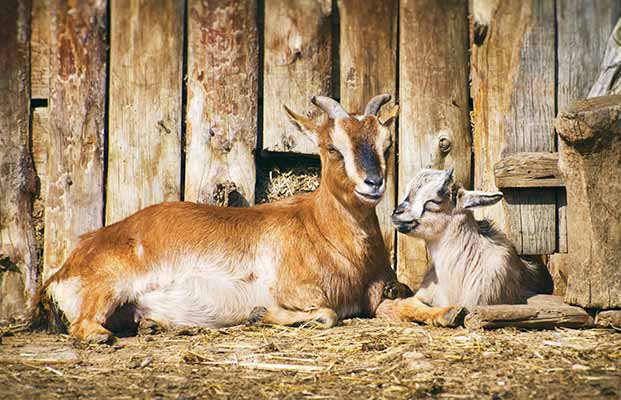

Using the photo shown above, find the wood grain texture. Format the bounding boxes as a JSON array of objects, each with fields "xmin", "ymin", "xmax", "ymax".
[
  {"xmin": 107, "ymin": 0, "xmax": 183, "ymax": 223},
  {"xmin": 0, "ymin": 0, "xmax": 38, "ymax": 320},
  {"xmin": 339, "ymin": 0, "xmax": 398, "ymax": 258},
  {"xmin": 557, "ymin": 96, "xmax": 621, "ymax": 309},
  {"xmin": 596, "ymin": 310, "xmax": 621, "ymax": 328},
  {"xmin": 185, "ymin": 0, "xmax": 258, "ymax": 206},
  {"xmin": 31, "ymin": 0, "xmax": 50, "ymax": 99},
  {"xmin": 494, "ymin": 152, "xmax": 563, "ymax": 188},
  {"xmin": 45, "ymin": 0, "xmax": 107, "ymax": 278},
  {"xmin": 557, "ymin": 1, "xmax": 620, "ymax": 255},
  {"xmin": 262, "ymin": 0, "xmax": 332, "ymax": 155},
  {"xmin": 32, "ymin": 108, "xmax": 49, "ymax": 204},
  {"xmin": 397, "ymin": 0, "xmax": 470, "ymax": 288},
  {"xmin": 464, "ymin": 295, "xmax": 593, "ymax": 330},
  {"xmin": 471, "ymin": 0, "xmax": 556, "ymax": 255}
]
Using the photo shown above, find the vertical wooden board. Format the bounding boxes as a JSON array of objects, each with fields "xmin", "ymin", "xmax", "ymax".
[
  {"xmin": 471, "ymin": 0, "xmax": 556, "ymax": 255},
  {"xmin": 32, "ymin": 108, "xmax": 49, "ymax": 203},
  {"xmin": 263, "ymin": 0, "xmax": 332, "ymax": 155},
  {"xmin": 31, "ymin": 0, "xmax": 50, "ymax": 99},
  {"xmin": 338, "ymin": 0, "xmax": 398, "ymax": 258},
  {"xmin": 0, "ymin": 0, "xmax": 37, "ymax": 320},
  {"xmin": 397, "ymin": 0, "xmax": 471, "ymax": 288},
  {"xmin": 556, "ymin": 1, "xmax": 620, "ymax": 254},
  {"xmin": 45, "ymin": 0, "xmax": 107, "ymax": 278},
  {"xmin": 107, "ymin": 0, "xmax": 183, "ymax": 223},
  {"xmin": 186, "ymin": 0, "xmax": 258, "ymax": 206}
]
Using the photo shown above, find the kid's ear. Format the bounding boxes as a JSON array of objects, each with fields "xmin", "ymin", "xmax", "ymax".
[
  {"xmin": 457, "ymin": 188, "xmax": 503, "ymax": 209},
  {"xmin": 379, "ymin": 104, "xmax": 399, "ymax": 126},
  {"xmin": 283, "ymin": 105, "xmax": 319, "ymax": 146}
]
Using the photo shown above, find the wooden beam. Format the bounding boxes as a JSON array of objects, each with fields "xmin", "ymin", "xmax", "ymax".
[
  {"xmin": 31, "ymin": 0, "xmax": 50, "ymax": 99},
  {"xmin": 262, "ymin": 0, "xmax": 332, "ymax": 155},
  {"xmin": 185, "ymin": 0, "xmax": 258, "ymax": 206},
  {"xmin": 494, "ymin": 152, "xmax": 563, "ymax": 188},
  {"xmin": 107, "ymin": 0, "xmax": 183, "ymax": 223},
  {"xmin": 45, "ymin": 0, "xmax": 107, "ymax": 279},
  {"xmin": 0, "ymin": 0, "xmax": 37, "ymax": 321},
  {"xmin": 471, "ymin": 0, "xmax": 556, "ymax": 255},
  {"xmin": 464, "ymin": 295, "xmax": 594, "ymax": 330},
  {"xmin": 397, "ymin": 0, "xmax": 470, "ymax": 287},
  {"xmin": 339, "ymin": 0, "xmax": 398, "ymax": 257}
]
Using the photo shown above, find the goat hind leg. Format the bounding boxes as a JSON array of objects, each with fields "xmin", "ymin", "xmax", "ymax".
[
  {"xmin": 248, "ymin": 306, "xmax": 338, "ymax": 329},
  {"xmin": 375, "ymin": 297, "xmax": 465, "ymax": 327},
  {"xmin": 69, "ymin": 286, "xmax": 118, "ymax": 343}
]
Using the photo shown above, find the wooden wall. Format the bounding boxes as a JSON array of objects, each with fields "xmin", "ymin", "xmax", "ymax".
[{"xmin": 0, "ymin": 0, "xmax": 618, "ymax": 321}]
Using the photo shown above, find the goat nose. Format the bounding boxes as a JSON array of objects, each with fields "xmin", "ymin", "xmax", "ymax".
[{"xmin": 364, "ymin": 176, "xmax": 383, "ymax": 188}]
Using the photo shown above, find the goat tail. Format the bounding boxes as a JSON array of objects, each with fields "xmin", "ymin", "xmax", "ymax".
[{"xmin": 29, "ymin": 266, "xmax": 69, "ymax": 332}]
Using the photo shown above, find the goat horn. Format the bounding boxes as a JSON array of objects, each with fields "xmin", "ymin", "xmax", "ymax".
[
  {"xmin": 364, "ymin": 94, "xmax": 392, "ymax": 116},
  {"xmin": 310, "ymin": 96, "xmax": 350, "ymax": 119}
]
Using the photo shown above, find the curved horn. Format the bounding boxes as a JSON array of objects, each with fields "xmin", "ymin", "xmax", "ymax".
[
  {"xmin": 364, "ymin": 94, "xmax": 392, "ymax": 116},
  {"xmin": 310, "ymin": 96, "xmax": 349, "ymax": 119}
]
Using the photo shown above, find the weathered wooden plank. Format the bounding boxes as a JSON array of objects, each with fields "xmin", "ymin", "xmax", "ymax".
[
  {"xmin": 471, "ymin": 0, "xmax": 556, "ymax": 255},
  {"xmin": 596, "ymin": 310, "xmax": 621, "ymax": 329},
  {"xmin": 31, "ymin": 0, "xmax": 50, "ymax": 99},
  {"xmin": 32, "ymin": 108, "xmax": 49, "ymax": 203},
  {"xmin": 557, "ymin": 0, "xmax": 620, "ymax": 256},
  {"xmin": 185, "ymin": 0, "xmax": 258, "ymax": 206},
  {"xmin": 464, "ymin": 295, "xmax": 593, "ymax": 330},
  {"xmin": 45, "ymin": 0, "xmax": 107, "ymax": 279},
  {"xmin": 557, "ymin": 96, "xmax": 621, "ymax": 309},
  {"xmin": 494, "ymin": 152, "xmax": 563, "ymax": 188},
  {"xmin": 107, "ymin": 0, "xmax": 183, "ymax": 223},
  {"xmin": 0, "ymin": 0, "xmax": 38, "ymax": 321},
  {"xmin": 262, "ymin": 0, "xmax": 332, "ymax": 155},
  {"xmin": 397, "ymin": 0, "xmax": 470, "ymax": 288},
  {"xmin": 339, "ymin": 0, "xmax": 398, "ymax": 257}
]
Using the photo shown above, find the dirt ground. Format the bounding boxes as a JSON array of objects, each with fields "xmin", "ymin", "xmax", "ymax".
[{"xmin": 0, "ymin": 319, "xmax": 619, "ymax": 400}]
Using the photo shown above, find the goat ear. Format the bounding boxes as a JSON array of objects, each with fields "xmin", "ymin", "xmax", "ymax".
[
  {"xmin": 457, "ymin": 188, "xmax": 503, "ymax": 209},
  {"xmin": 379, "ymin": 104, "xmax": 399, "ymax": 126},
  {"xmin": 283, "ymin": 105, "xmax": 319, "ymax": 146}
]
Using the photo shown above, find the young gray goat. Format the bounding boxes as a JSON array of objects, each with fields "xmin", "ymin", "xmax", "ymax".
[{"xmin": 390, "ymin": 168, "xmax": 552, "ymax": 309}]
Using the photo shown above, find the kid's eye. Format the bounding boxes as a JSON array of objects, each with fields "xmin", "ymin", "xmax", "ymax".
[{"xmin": 424, "ymin": 199, "xmax": 443, "ymax": 211}]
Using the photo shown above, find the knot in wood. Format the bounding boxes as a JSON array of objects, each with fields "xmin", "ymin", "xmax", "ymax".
[
  {"xmin": 65, "ymin": 176, "xmax": 73, "ymax": 186},
  {"xmin": 438, "ymin": 135, "xmax": 452, "ymax": 154}
]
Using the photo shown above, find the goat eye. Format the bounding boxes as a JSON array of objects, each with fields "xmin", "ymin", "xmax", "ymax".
[
  {"xmin": 424, "ymin": 199, "xmax": 443, "ymax": 211},
  {"xmin": 327, "ymin": 144, "xmax": 343, "ymax": 159}
]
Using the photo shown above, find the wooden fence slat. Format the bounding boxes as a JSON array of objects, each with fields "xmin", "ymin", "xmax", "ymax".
[
  {"xmin": 31, "ymin": 0, "xmax": 50, "ymax": 99},
  {"xmin": 262, "ymin": 0, "xmax": 332, "ymax": 155},
  {"xmin": 185, "ymin": 0, "xmax": 258, "ymax": 206},
  {"xmin": 338, "ymin": 0, "xmax": 398, "ymax": 257},
  {"xmin": 32, "ymin": 108, "xmax": 49, "ymax": 203},
  {"xmin": 471, "ymin": 0, "xmax": 556, "ymax": 255},
  {"xmin": 45, "ymin": 0, "xmax": 107, "ymax": 278},
  {"xmin": 0, "ymin": 0, "xmax": 37, "ymax": 320},
  {"xmin": 107, "ymin": 0, "xmax": 184, "ymax": 223},
  {"xmin": 397, "ymin": 0, "xmax": 471, "ymax": 287},
  {"xmin": 556, "ymin": 0, "xmax": 620, "ymax": 254}
]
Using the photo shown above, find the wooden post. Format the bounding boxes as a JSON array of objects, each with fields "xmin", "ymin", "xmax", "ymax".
[
  {"xmin": 31, "ymin": 0, "xmax": 50, "ymax": 100},
  {"xmin": 262, "ymin": 0, "xmax": 333, "ymax": 155},
  {"xmin": 45, "ymin": 0, "xmax": 107, "ymax": 278},
  {"xmin": 107, "ymin": 0, "xmax": 183, "ymax": 223},
  {"xmin": 397, "ymin": 0, "xmax": 470, "ymax": 287},
  {"xmin": 0, "ymin": 0, "xmax": 38, "ymax": 320},
  {"xmin": 556, "ymin": 96, "xmax": 621, "ymax": 309},
  {"xmin": 471, "ymin": 0, "xmax": 556, "ymax": 255},
  {"xmin": 185, "ymin": 0, "xmax": 258, "ymax": 206},
  {"xmin": 339, "ymin": 0, "xmax": 398, "ymax": 258}
]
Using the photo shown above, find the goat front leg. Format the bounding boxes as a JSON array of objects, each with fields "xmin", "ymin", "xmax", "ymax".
[
  {"xmin": 375, "ymin": 296, "xmax": 465, "ymax": 327},
  {"xmin": 247, "ymin": 306, "xmax": 337, "ymax": 329}
]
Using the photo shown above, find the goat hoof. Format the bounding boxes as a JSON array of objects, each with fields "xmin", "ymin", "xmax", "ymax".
[
  {"xmin": 86, "ymin": 332, "xmax": 113, "ymax": 345},
  {"xmin": 383, "ymin": 280, "xmax": 414, "ymax": 299},
  {"xmin": 312, "ymin": 309, "xmax": 338, "ymax": 328},
  {"xmin": 439, "ymin": 306, "xmax": 466, "ymax": 328},
  {"xmin": 138, "ymin": 318, "xmax": 165, "ymax": 336},
  {"xmin": 247, "ymin": 306, "xmax": 268, "ymax": 325}
]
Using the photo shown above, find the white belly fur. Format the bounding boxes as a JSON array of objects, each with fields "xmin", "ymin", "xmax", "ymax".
[{"xmin": 116, "ymin": 246, "xmax": 279, "ymax": 328}]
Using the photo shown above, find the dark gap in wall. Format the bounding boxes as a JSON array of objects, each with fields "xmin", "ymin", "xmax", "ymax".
[
  {"xmin": 30, "ymin": 98, "xmax": 48, "ymax": 108},
  {"xmin": 255, "ymin": 154, "xmax": 321, "ymax": 205},
  {"xmin": 466, "ymin": 1, "xmax": 475, "ymax": 191},
  {"xmin": 253, "ymin": 0, "xmax": 266, "ymax": 200},
  {"xmin": 553, "ymin": 0, "xmax": 560, "ymax": 252},
  {"xmin": 102, "ymin": 0, "xmax": 111, "ymax": 226},
  {"xmin": 179, "ymin": 0, "xmax": 189, "ymax": 201},
  {"xmin": 331, "ymin": 0, "xmax": 340, "ymax": 100},
  {"xmin": 392, "ymin": 1, "xmax": 400, "ymax": 271}
]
